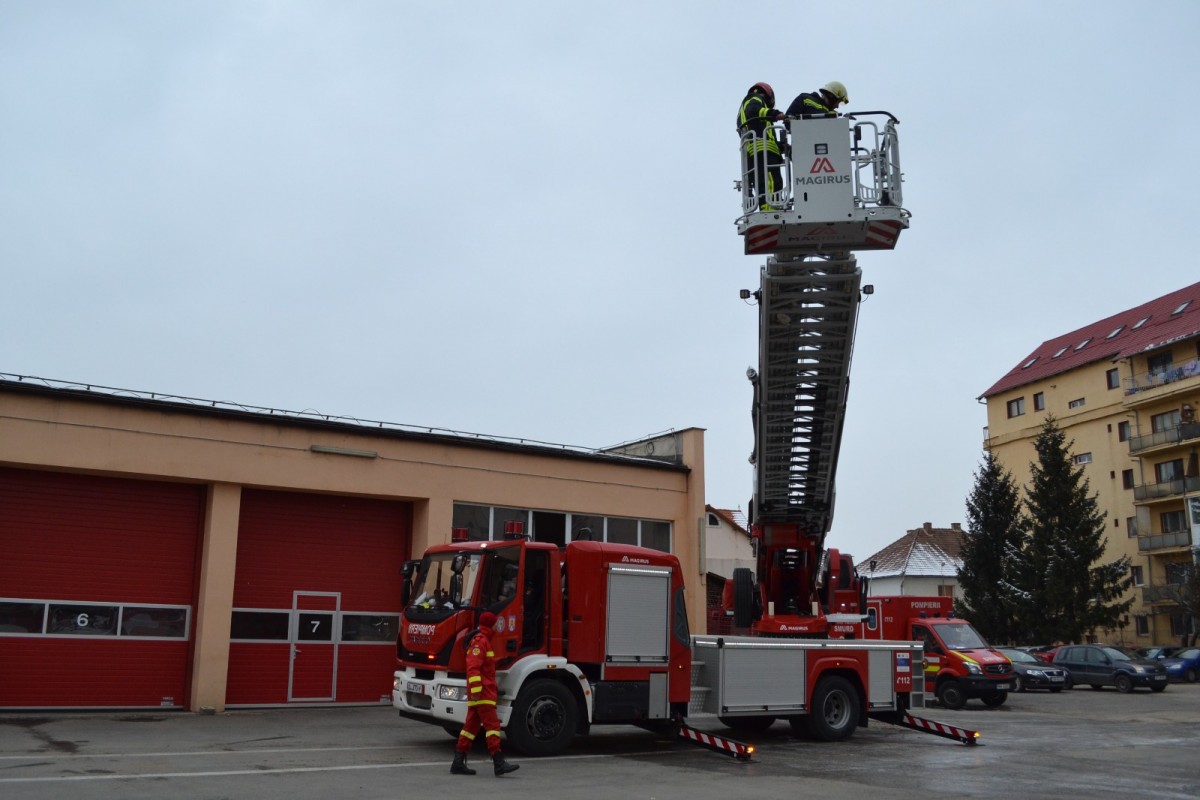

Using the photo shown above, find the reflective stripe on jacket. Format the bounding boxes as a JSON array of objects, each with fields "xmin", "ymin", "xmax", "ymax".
[
  {"xmin": 465, "ymin": 628, "xmax": 498, "ymax": 705},
  {"xmin": 737, "ymin": 94, "xmax": 781, "ymax": 155}
]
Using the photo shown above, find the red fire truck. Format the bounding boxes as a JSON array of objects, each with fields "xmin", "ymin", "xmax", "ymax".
[
  {"xmin": 393, "ymin": 530, "xmax": 929, "ymax": 756},
  {"xmin": 855, "ymin": 595, "xmax": 1012, "ymax": 709}
]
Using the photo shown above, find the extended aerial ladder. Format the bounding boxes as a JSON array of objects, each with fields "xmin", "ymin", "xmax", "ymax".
[{"xmin": 731, "ymin": 110, "xmax": 911, "ymax": 636}]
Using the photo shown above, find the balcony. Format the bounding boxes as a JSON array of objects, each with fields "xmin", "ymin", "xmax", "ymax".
[
  {"xmin": 1138, "ymin": 529, "xmax": 1193, "ymax": 552},
  {"xmin": 1124, "ymin": 357, "xmax": 1200, "ymax": 397},
  {"xmin": 1129, "ymin": 422, "xmax": 1200, "ymax": 455},
  {"xmin": 1133, "ymin": 475, "xmax": 1200, "ymax": 502},
  {"xmin": 1143, "ymin": 583, "xmax": 1188, "ymax": 605}
]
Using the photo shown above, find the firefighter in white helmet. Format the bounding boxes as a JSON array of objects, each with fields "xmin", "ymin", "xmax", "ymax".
[{"xmin": 786, "ymin": 81, "xmax": 849, "ymax": 117}]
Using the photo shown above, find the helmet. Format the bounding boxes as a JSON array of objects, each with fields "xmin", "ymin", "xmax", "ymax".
[
  {"xmin": 750, "ymin": 81, "xmax": 775, "ymax": 105},
  {"xmin": 822, "ymin": 81, "xmax": 849, "ymax": 106}
]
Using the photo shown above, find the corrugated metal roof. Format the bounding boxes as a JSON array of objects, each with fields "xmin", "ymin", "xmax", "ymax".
[
  {"xmin": 857, "ymin": 524, "xmax": 964, "ymax": 579},
  {"xmin": 979, "ymin": 281, "xmax": 1200, "ymax": 399}
]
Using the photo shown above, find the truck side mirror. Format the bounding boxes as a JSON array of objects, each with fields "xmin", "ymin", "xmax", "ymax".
[
  {"xmin": 449, "ymin": 573, "xmax": 463, "ymax": 606},
  {"xmin": 399, "ymin": 560, "xmax": 419, "ymax": 607}
]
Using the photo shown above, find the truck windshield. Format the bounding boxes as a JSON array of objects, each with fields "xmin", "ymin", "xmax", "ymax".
[
  {"xmin": 932, "ymin": 622, "xmax": 989, "ymax": 651},
  {"xmin": 409, "ymin": 553, "xmax": 484, "ymax": 613}
]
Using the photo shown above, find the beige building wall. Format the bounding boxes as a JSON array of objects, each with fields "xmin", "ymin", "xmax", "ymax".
[{"xmin": 0, "ymin": 384, "xmax": 708, "ymax": 710}]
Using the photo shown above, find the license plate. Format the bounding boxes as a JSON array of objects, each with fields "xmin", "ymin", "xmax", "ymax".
[
  {"xmin": 406, "ymin": 681, "xmax": 425, "ymax": 695},
  {"xmin": 996, "ymin": 683, "xmax": 1011, "ymax": 691},
  {"xmin": 1153, "ymin": 675, "xmax": 1166, "ymax": 681},
  {"xmin": 1049, "ymin": 676, "xmax": 1064, "ymax": 682}
]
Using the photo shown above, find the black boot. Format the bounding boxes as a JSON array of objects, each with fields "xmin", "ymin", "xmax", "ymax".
[
  {"xmin": 492, "ymin": 752, "xmax": 519, "ymax": 776},
  {"xmin": 451, "ymin": 752, "xmax": 476, "ymax": 775}
]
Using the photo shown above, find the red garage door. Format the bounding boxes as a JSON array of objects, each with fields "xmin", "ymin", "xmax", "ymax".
[
  {"xmin": 226, "ymin": 489, "xmax": 410, "ymax": 706},
  {"xmin": 0, "ymin": 468, "xmax": 203, "ymax": 709}
]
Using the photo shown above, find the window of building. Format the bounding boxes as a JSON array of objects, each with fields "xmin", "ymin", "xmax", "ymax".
[
  {"xmin": 1151, "ymin": 410, "xmax": 1181, "ymax": 433},
  {"xmin": 1033, "ymin": 392, "xmax": 1045, "ymax": 411},
  {"xmin": 1170, "ymin": 611, "xmax": 1191, "ymax": 638},
  {"xmin": 0, "ymin": 601, "xmax": 191, "ymax": 639},
  {"xmin": 451, "ymin": 503, "xmax": 672, "ymax": 552},
  {"xmin": 1007, "ymin": 397, "xmax": 1026, "ymax": 418},
  {"xmin": 1161, "ymin": 510, "xmax": 1187, "ymax": 533},
  {"xmin": 1148, "ymin": 352, "xmax": 1173, "ymax": 373},
  {"xmin": 1133, "ymin": 316, "xmax": 1151, "ymax": 330},
  {"xmin": 1073, "ymin": 452, "xmax": 1093, "ymax": 465},
  {"xmin": 1126, "ymin": 516, "xmax": 1137, "ymax": 537},
  {"xmin": 1117, "ymin": 420, "xmax": 1131, "ymax": 442},
  {"xmin": 1122, "ymin": 469, "xmax": 1135, "ymax": 489},
  {"xmin": 1068, "ymin": 398, "xmax": 1086, "ymax": 409},
  {"xmin": 1130, "ymin": 565, "xmax": 1144, "ymax": 586},
  {"xmin": 1166, "ymin": 562, "xmax": 1190, "ymax": 585},
  {"xmin": 1075, "ymin": 338, "xmax": 1092, "ymax": 351},
  {"xmin": 1022, "ymin": 357, "xmax": 1038, "ymax": 369},
  {"xmin": 1172, "ymin": 301, "xmax": 1191, "ymax": 316},
  {"xmin": 1106, "ymin": 368, "xmax": 1120, "ymax": 390},
  {"xmin": 1135, "ymin": 615, "xmax": 1150, "ymax": 636},
  {"xmin": 1052, "ymin": 346, "xmax": 1068, "ymax": 359},
  {"xmin": 1155, "ymin": 459, "xmax": 1184, "ymax": 483},
  {"xmin": 1107, "ymin": 325, "xmax": 1125, "ymax": 339},
  {"xmin": 707, "ymin": 512, "xmax": 720, "ymax": 526},
  {"xmin": 936, "ymin": 584, "xmax": 955, "ymax": 597}
]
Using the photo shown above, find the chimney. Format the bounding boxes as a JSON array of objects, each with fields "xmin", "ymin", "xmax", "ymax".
[
  {"xmin": 951, "ymin": 522, "xmax": 962, "ymax": 531},
  {"xmin": 923, "ymin": 522, "xmax": 933, "ymax": 531}
]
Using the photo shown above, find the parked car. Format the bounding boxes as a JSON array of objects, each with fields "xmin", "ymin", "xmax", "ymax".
[
  {"xmin": 1022, "ymin": 645, "xmax": 1058, "ymax": 664},
  {"xmin": 1135, "ymin": 646, "xmax": 1180, "ymax": 661},
  {"xmin": 1052, "ymin": 644, "xmax": 1168, "ymax": 693},
  {"xmin": 998, "ymin": 647, "xmax": 1070, "ymax": 692},
  {"xmin": 1160, "ymin": 647, "xmax": 1200, "ymax": 683}
]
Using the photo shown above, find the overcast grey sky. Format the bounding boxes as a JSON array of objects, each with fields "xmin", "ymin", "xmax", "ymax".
[{"xmin": 3, "ymin": 1, "xmax": 1198, "ymax": 560}]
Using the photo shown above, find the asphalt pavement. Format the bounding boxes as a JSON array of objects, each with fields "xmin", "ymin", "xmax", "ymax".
[{"xmin": 1, "ymin": 683, "xmax": 1198, "ymax": 800}]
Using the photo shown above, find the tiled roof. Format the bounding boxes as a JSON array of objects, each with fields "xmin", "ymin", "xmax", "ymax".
[
  {"xmin": 707, "ymin": 505, "xmax": 749, "ymax": 536},
  {"xmin": 979, "ymin": 281, "xmax": 1200, "ymax": 399},
  {"xmin": 857, "ymin": 523, "xmax": 964, "ymax": 579}
]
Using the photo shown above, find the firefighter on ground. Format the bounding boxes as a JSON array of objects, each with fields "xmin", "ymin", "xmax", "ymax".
[
  {"xmin": 451, "ymin": 611, "xmax": 520, "ymax": 777},
  {"xmin": 737, "ymin": 82, "xmax": 786, "ymax": 211},
  {"xmin": 786, "ymin": 80, "xmax": 849, "ymax": 117}
]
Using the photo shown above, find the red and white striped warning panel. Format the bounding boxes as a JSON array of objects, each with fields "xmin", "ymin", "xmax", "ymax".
[
  {"xmin": 678, "ymin": 724, "xmax": 756, "ymax": 760},
  {"xmin": 899, "ymin": 713, "xmax": 980, "ymax": 745}
]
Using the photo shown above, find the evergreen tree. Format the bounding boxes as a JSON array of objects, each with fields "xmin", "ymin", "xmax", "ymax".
[
  {"xmin": 957, "ymin": 451, "xmax": 1025, "ymax": 644},
  {"xmin": 1022, "ymin": 416, "xmax": 1133, "ymax": 643}
]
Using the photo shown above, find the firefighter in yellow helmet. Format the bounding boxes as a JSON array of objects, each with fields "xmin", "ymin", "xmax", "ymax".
[
  {"xmin": 786, "ymin": 81, "xmax": 850, "ymax": 117},
  {"xmin": 736, "ymin": 82, "xmax": 786, "ymax": 211}
]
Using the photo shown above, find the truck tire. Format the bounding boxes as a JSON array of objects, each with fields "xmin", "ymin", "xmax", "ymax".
[
  {"xmin": 981, "ymin": 692, "xmax": 1007, "ymax": 707},
  {"xmin": 718, "ymin": 715, "xmax": 775, "ymax": 734},
  {"xmin": 936, "ymin": 680, "xmax": 966, "ymax": 710},
  {"xmin": 505, "ymin": 679, "xmax": 577, "ymax": 757},
  {"xmin": 732, "ymin": 568, "xmax": 755, "ymax": 628},
  {"xmin": 1114, "ymin": 674, "xmax": 1133, "ymax": 694},
  {"xmin": 804, "ymin": 676, "xmax": 859, "ymax": 741}
]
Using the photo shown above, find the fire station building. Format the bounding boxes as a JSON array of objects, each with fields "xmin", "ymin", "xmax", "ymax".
[{"xmin": 0, "ymin": 375, "xmax": 707, "ymax": 712}]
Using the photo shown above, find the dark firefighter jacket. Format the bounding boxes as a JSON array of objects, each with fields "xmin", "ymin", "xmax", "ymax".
[
  {"xmin": 786, "ymin": 91, "xmax": 835, "ymax": 117},
  {"xmin": 737, "ymin": 93, "xmax": 782, "ymax": 156}
]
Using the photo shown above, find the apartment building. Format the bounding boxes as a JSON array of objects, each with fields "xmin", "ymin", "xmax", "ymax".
[{"xmin": 980, "ymin": 282, "xmax": 1200, "ymax": 646}]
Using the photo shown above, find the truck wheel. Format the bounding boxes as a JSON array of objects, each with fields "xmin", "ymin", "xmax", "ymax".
[
  {"xmin": 981, "ymin": 692, "xmax": 1007, "ymax": 707},
  {"xmin": 719, "ymin": 715, "xmax": 775, "ymax": 734},
  {"xmin": 804, "ymin": 676, "xmax": 859, "ymax": 741},
  {"xmin": 1114, "ymin": 674, "xmax": 1133, "ymax": 694},
  {"xmin": 732, "ymin": 568, "xmax": 755, "ymax": 628},
  {"xmin": 936, "ymin": 680, "xmax": 966, "ymax": 710},
  {"xmin": 505, "ymin": 679, "xmax": 577, "ymax": 757}
]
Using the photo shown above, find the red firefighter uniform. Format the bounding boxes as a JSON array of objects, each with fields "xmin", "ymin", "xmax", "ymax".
[{"xmin": 455, "ymin": 618, "xmax": 503, "ymax": 756}]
